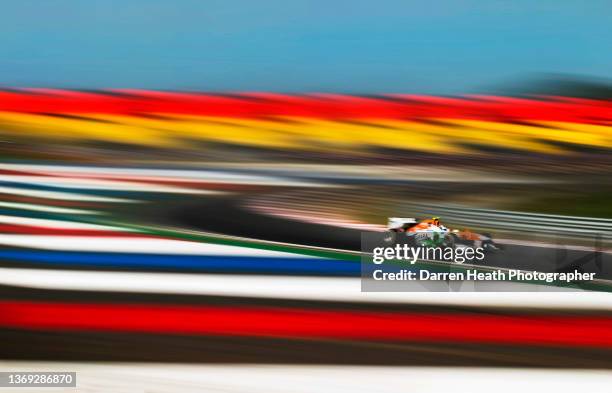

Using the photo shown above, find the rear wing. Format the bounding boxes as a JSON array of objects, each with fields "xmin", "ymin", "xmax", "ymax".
[{"xmin": 388, "ymin": 217, "xmax": 418, "ymax": 229}]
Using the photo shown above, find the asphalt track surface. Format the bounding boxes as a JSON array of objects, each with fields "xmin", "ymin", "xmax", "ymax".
[{"xmin": 174, "ymin": 195, "xmax": 612, "ymax": 280}]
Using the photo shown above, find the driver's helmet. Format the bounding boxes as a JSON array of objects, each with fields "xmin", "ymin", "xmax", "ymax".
[{"xmin": 431, "ymin": 216, "xmax": 440, "ymax": 226}]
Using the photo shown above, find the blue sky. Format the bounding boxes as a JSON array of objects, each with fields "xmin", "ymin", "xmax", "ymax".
[{"xmin": 1, "ymin": 0, "xmax": 610, "ymax": 93}]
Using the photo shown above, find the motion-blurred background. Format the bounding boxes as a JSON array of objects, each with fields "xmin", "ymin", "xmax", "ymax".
[{"xmin": 1, "ymin": 1, "xmax": 611, "ymax": 392}]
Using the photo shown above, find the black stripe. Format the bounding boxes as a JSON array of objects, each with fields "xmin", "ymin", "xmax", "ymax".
[
  {"xmin": 0, "ymin": 284, "xmax": 610, "ymax": 316},
  {"xmin": 2, "ymin": 328, "xmax": 611, "ymax": 367}
]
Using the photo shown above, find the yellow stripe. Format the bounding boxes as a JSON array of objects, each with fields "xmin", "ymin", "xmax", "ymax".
[
  {"xmin": 1, "ymin": 112, "xmax": 610, "ymax": 155},
  {"xmin": 450, "ymin": 119, "xmax": 612, "ymax": 151},
  {"xmin": 0, "ymin": 112, "xmax": 177, "ymax": 147}
]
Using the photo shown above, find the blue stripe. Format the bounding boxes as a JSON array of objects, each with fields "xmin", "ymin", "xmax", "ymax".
[{"xmin": 0, "ymin": 250, "xmax": 359, "ymax": 276}]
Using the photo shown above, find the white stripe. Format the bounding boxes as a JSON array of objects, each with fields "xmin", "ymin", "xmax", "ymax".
[
  {"xmin": 1, "ymin": 268, "xmax": 611, "ymax": 309},
  {"xmin": 0, "ymin": 185, "xmax": 135, "ymax": 202},
  {"xmin": 0, "ymin": 163, "xmax": 329, "ymax": 187},
  {"xmin": 0, "ymin": 216, "xmax": 133, "ymax": 231},
  {"xmin": 2, "ymin": 175, "xmax": 218, "ymax": 194},
  {"xmin": 0, "ymin": 236, "xmax": 318, "ymax": 257},
  {"xmin": 0, "ymin": 201, "xmax": 99, "ymax": 215},
  {"xmin": 496, "ymin": 237, "xmax": 612, "ymax": 253},
  {"xmin": 0, "ymin": 363, "xmax": 610, "ymax": 393}
]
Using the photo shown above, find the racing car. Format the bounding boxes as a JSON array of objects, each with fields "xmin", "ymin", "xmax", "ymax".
[{"xmin": 385, "ymin": 216, "xmax": 501, "ymax": 251}]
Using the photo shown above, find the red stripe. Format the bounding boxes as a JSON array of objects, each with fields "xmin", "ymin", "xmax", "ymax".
[
  {"xmin": 0, "ymin": 169, "xmax": 56, "ymax": 177},
  {"xmin": 1, "ymin": 301, "xmax": 611, "ymax": 348},
  {"xmin": 0, "ymin": 224, "xmax": 150, "ymax": 237},
  {"xmin": 0, "ymin": 90, "xmax": 610, "ymax": 122}
]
